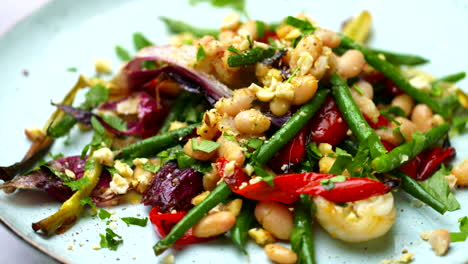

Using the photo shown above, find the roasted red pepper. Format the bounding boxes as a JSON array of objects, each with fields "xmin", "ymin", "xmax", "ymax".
[
  {"xmin": 309, "ymin": 97, "xmax": 349, "ymax": 145},
  {"xmin": 270, "ymin": 126, "xmax": 308, "ymax": 172},
  {"xmin": 217, "ymin": 158, "xmax": 390, "ymax": 204},
  {"xmin": 258, "ymin": 31, "xmax": 278, "ymax": 44},
  {"xmin": 383, "ymin": 79, "xmax": 404, "ymax": 97},
  {"xmin": 362, "ymin": 71, "xmax": 385, "ymax": 84},
  {"xmin": 149, "ymin": 207, "xmax": 212, "ymax": 244}
]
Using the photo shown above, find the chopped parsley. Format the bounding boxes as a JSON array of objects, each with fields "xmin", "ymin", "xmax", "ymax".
[
  {"xmin": 99, "ymin": 228, "xmax": 123, "ymax": 251},
  {"xmin": 227, "ymin": 47, "xmax": 276, "ymax": 67},
  {"xmin": 223, "ymin": 133, "xmax": 236, "ymax": 141},
  {"xmin": 115, "ymin": 45, "xmax": 132, "ymax": 62},
  {"xmin": 132, "ymin": 32, "xmax": 154, "ymax": 51},
  {"xmin": 320, "ymin": 175, "xmax": 347, "ymax": 190},
  {"xmin": 84, "ymin": 84, "xmax": 109, "ymax": 109},
  {"xmin": 286, "ymin": 67, "xmax": 300, "ymax": 83},
  {"xmin": 196, "ymin": 45, "xmax": 206, "ymax": 62},
  {"xmin": 121, "ymin": 217, "xmax": 148, "ymax": 227},
  {"xmin": 80, "ymin": 197, "xmax": 111, "ymax": 219},
  {"xmin": 246, "ymin": 138, "xmax": 263, "ymax": 150},
  {"xmin": 101, "ymin": 114, "xmax": 127, "ymax": 132},
  {"xmin": 64, "ymin": 176, "xmax": 90, "ymax": 191},
  {"xmin": 141, "ymin": 162, "xmax": 161, "ymax": 173},
  {"xmin": 418, "ymin": 165, "xmax": 460, "ymax": 212},
  {"xmin": 380, "ymin": 106, "xmax": 406, "ymax": 118},
  {"xmin": 191, "ymin": 138, "xmax": 220, "ymax": 153},
  {"xmin": 328, "ymin": 148, "xmax": 352, "ymax": 175}
]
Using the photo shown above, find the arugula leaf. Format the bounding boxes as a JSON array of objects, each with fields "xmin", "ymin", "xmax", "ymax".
[
  {"xmin": 246, "ymin": 138, "xmax": 263, "ymax": 150},
  {"xmin": 159, "ymin": 17, "xmax": 219, "ymax": 38},
  {"xmin": 419, "ymin": 165, "xmax": 460, "ymax": 212},
  {"xmin": 115, "ymin": 45, "xmax": 132, "ymax": 61},
  {"xmin": 121, "ymin": 217, "xmax": 148, "ymax": 227},
  {"xmin": 320, "ymin": 175, "xmax": 347, "ymax": 190},
  {"xmin": 255, "ymin": 20, "xmax": 266, "ymax": 39},
  {"xmin": 84, "ymin": 85, "xmax": 109, "ymax": 109},
  {"xmin": 196, "ymin": 45, "xmax": 206, "ymax": 62},
  {"xmin": 100, "ymin": 228, "xmax": 123, "ymax": 251},
  {"xmin": 227, "ymin": 47, "xmax": 276, "ymax": 67},
  {"xmin": 191, "ymin": 138, "xmax": 220, "ymax": 153},
  {"xmin": 132, "ymin": 32, "xmax": 154, "ymax": 51},
  {"xmin": 142, "ymin": 162, "xmax": 161, "ymax": 173},
  {"xmin": 64, "ymin": 177, "xmax": 90, "ymax": 191},
  {"xmin": 101, "ymin": 114, "xmax": 127, "ymax": 132}
]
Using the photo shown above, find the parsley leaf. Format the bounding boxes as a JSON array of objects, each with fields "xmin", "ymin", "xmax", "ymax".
[
  {"xmin": 81, "ymin": 117, "xmax": 111, "ymax": 158},
  {"xmin": 67, "ymin": 67, "xmax": 78, "ymax": 72},
  {"xmin": 196, "ymin": 45, "xmax": 206, "ymax": 62},
  {"xmin": 132, "ymin": 32, "xmax": 154, "ymax": 51},
  {"xmin": 419, "ymin": 165, "xmax": 460, "ymax": 212},
  {"xmin": 253, "ymin": 166, "xmax": 274, "ymax": 186},
  {"xmin": 80, "ymin": 197, "xmax": 111, "ymax": 219},
  {"xmin": 320, "ymin": 175, "xmax": 346, "ymax": 190},
  {"xmin": 227, "ymin": 47, "xmax": 276, "ymax": 67},
  {"xmin": 142, "ymin": 162, "xmax": 161, "ymax": 173},
  {"xmin": 84, "ymin": 85, "xmax": 109, "ymax": 109},
  {"xmin": 100, "ymin": 228, "xmax": 123, "ymax": 251},
  {"xmin": 101, "ymin": 115, "xmax": 127, "ymax": 132},
  {"xmin": 191, "ymin": 138, "xmax": 220, "ymax": 153},
  {"xmin": 286, "ymin": 67, "xmax": 299, "ymax": 83},
  {"xmin": 64, "ymin": 177, "xmax": 90, "ymax": 191},
  {"xmin": 285, "ymin": 16, "xmax": 315, "ymax": 32},
  {"xmin": 159, "ymin": 17, "xmax": 219, "ymax": 38},
  {"xmin": 450, "ymin": 216, "xmax": 468, "ymax": 242},
  {"xmin": 380, "ymin": 106, "xmax": 406, "ymax": 118},
  {"xmin": 121, "ymin": 217, "xmax": 148, "ymax": 227},
  {"xmin": 115, "ymin": 45, "xmax": 132, "ymax": 61},
  {"xmin": 255, "ymin": 20, "xmax": 266, "ymax": 39},
  {"xmin": 227, "ymin": 46, "xmax": 240, "ymax": 54},
  {"xmin": 246, "ymin": 138, "xmax": 263, "ymax": 150},
  {"xmin": 328, "ymin": 148, "xmax": 352, "ymax": 175}
]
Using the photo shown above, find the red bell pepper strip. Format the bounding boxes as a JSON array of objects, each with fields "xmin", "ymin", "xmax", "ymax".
[
  {"xmin": 309, "ymin": 97, "xmax": 349, "ymax": 145},
  {"xmin": 362, "ymin": 71, "xmax": 386, "ymax": 84},
  {"xmin": 270, "ymin": 126, "xmax": 308, "ymax": 172},
  {"xmin": 415, "ymin": 147, "xmax": 455, "ymax": 180},
  {"xmin": 149, "ymin": 207, "xmax": 213, "ymax": 244},
  {"xmin": 217, "ymin": 158, "xmax": 391, "ymax": 204}
]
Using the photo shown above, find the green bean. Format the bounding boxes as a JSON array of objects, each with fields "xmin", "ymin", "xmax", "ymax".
[
  {"xmin": 116, "ymin": 124, "xmax": 198, "ymax": 158},
  {"xmin": 153, "ymin": 91, "xmax": 330, "ymax": 255},
  {"xmin": 372, "ymin": 124, "xmax": 450, "ymax": 173},
  {"xmin": 371, "ymin": 49, "xmax": 429, "ymax": 66},
  {"xmin": 291, "ymin": 194, "xmax": 316, "ymax": 264},
  {"xmin": 254, "ymin": 89, "xmax": 329, "ymax": 165},
  {"xmin": 159, "ymin": 92, "xmax": 192, "ymax": 133},
  {"xmin": 230, "ymin": 199, "xmax": 256, "ymax": 254},
  {"xmin": 330, "ymin": 72, "xmax": 387, "ymax": 156},
  {"xmin": 330, "ymin": 72, "xmax": 447, "ymax": 214},
  {"xmin": 153, "ymin": 182, "xmax": 232, "ymax": 255},
  {"xmin": 394, "ymin": 170, "xmax": 447, "ymax": 214},
  {"xmin": 435, "ymin": 71, "xmax": 466, "ymax": 83},
  {"xmin": 339, "ymin": 35, "xmax": 449, "ymax": 118}
]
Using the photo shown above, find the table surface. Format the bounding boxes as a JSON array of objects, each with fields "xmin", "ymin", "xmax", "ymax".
[{"xmin": 0, "ymin": 2, "xmax": 56, "ymax": 263}]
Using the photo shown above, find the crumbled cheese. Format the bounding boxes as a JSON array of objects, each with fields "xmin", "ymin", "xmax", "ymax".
[
  {"xmin": 109, "ymin": 173, "xmax": 130, "ymax": 195},
  {"xmin": 111, "ymin": 216, "xmax": 119, "ymax": 222},
  {"xmin": 280, "ymin": 164, "xmax": 288, "ymax": 171},
  {"xmin": 244, "ymin": 164, "xmax": 254, "ymax": 176},
  {"xmin": 64, "ymin": 169, "xmax": 76, "ymax": 180},
  {"xmin": 248, "ymin": 228, "xmax": 276, "ymax": 246},
  {"xmin": 284, "ymin": 28, "xmax": 301, "ymax": 40},
  {"xmin": 445, "ymin": 174, "xmax": 458, "ymax": 189},
  {"xmin": 239, "ymin": 38, "xmax": 250, "ymax": 51},
  {"xmin": 67, "ymin": 245, "xmax": 73, "ymax": 250},
  {"xmin": 168, "ymin": 121, "xmax": 188, "ymax": 131},
  {"xmin": 24, "ymin": 126, "xmax": 45, "ymax": 141},
  {"xmin": 380, "ymin": 253, "xmax": 414, "ymax": 264},
  {"xmin": 249, "ymin": 176, "xmax": 262, "ymax": 185},
  {"xmin": 114, "ymin": 160, "xmax": 133, "ymax": 179},
  {"xmin": 297, "ymin": 51, "xmax": 314, "ymax": 75},
  {"xmin": 79, "ymin": 242, "xmax": 85, "ymax": 247},
  {"xmin": 92, "ymin": 147, "xmax": 115, "ymax": 167},
  {"xmin": 108, "ymin": 210, "xmax": 116, "ymax": 215},
  {"xmin": 108, "ymin": 222, "xmax": 118, "ymax": 230},
  {"xmin": 91, "ymin": 244, "xmax": 101, "ymax": 250},
  {"xmin": 420, "ymin": 231, "xmax": 432, "ymax": 241},
  {"xmin": 94, "ymin": 59, "xmax": 112, "ymax": 74},
  {"xmin": 116, "ymin": 96, "xmax": 140, "ymax": 115},
  {"xmin": 132, "ymin": 158, "xmax": 148, "ymax": 166},
  {"xmin": 132, "ymin": 166, "xmax": 154, "ymax": 194},
  {"xmin": 400, "ymin": 155, "xmax": 409, "ymax": 163},
  {"xmin": 161, "ymin": 253, "xmax": 175, "ymax": 264},
  {"xmin": 223, "ymin": 160, "xmax": 237, "ymax": 177},
  {"xmin": 409, "ymin": 76, "xmax": 430, "ymax": 90},
  {"xmin": 256, "ymin": 87, "xmax": 276, "ymax": 102}
]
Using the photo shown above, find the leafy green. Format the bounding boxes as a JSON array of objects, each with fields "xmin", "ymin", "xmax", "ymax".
[
  {"xmin": 115, "ymin": 45, "xmax": 132, "ymax": 61},
  {"xmin": 450, "ymin": 216, "xmax": 468, "ymax": 242},
  {"xmin": 223, "ymin": 133, "xmax": 236, "ymax": 141},
  {"xmin": 246, "ymin": 138, "xmax": 263, "ymax": 150},
  {"xmin": 101, "ymin": 115, "xmax": 127, "ymax": 132},
  {"xmin": 255, "ymin": 20, "xmax": 266, "ymax": 39},
  {"xmin": 121, "ymin": 217, "xmax": 148, "ymax": 227},
  {"xmin": 64, "ymin": 177, "xmax": 90, "ymax": 191},
  {"xmin": 253, "ymin": 166, "xmax": 274, "ymax": 186},
  {"xmin": 196, "ymin": 45, "xmax": 206, "ymax": 62},
  {"xmin": 419, "ymin": 165, "xmax": 460, "ymax": 212},
  {"xmin": 80, "ymin": 197, "xmax": 111, "ymax": 219},
  {"xmin": 67, "ymin": 67, "xmax": 78, "ymax": 72},
  {"xmin": 227, "ymin": 47, "xmax": 276, "ymax": 67},
  {"xmin": 284, "ymin": 16, "xmax": 315, "ymax": 32},
  {"xmin": 452, "ymin": 116, "xmax": 468, "ymax": 133},
  {"xmin": 159, "ymin": 17, "xmax": 219, "ymax": 38},
  {"xmin": 84, "ymin": 85, "xmax": 109, "ymax": 109},
  {"xmin": 142, "ymin": 162, "xmax": 161, "ymax": 173},
  {"xmin": 132, "ymin": 32, "xmax": 154, "ymax": 51},
  {"xmin": 328, "ymin": 148, "xmax": 352, "ymax": 175},
  {"xmin": 320, "ymin": 175, "xmax": 346, "ymax": 190},
  {"xmin": 191, "ymin": 138, "xmax": 220, "ymax": 153},
  {"xmin": 286, "ymin": 67, "xmax": 299, "ymax": 83},
  {"xmin": 99, "ymin": 228, "xmax": 123, "ymax": 251},
  {"xmin": 156, "ymin": 145, "xmax": 212, "ymax": 173}
]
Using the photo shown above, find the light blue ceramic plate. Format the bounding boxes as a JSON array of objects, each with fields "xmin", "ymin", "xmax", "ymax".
[{"xmin": 1, "ymin": 0, "xmax": 468, "ymax": 263}]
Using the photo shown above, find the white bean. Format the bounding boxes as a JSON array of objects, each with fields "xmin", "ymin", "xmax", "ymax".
[
  {"xmin": 337, "ymin": 49, "xmax": 366, "ymax": 79},
  {"xmin": 255, "ymin": 201, "xmax": 293, "ymax": 240},
  {"xmin": 264, "ymin": 244, "xmax": 298, "ymax": 264},
  {"xmin": 192, "ymin": 211, "xmax": 236, "ymax": 237},
  {"xmin": 234, "ymin": 109, "xmax": 271, "ymax": 135}
]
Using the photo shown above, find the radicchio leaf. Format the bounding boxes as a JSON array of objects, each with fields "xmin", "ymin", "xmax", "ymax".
[{"xmin": 142, "ymin": 162, "xmax": 203, "ymax": 213}]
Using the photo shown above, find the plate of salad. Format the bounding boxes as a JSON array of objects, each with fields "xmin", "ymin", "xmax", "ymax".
[{"xmin": 1, "ymin": 0, "xmax": 468, "ymax": 263}]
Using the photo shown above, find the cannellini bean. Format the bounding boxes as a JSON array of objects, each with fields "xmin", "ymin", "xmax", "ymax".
[
  {"xmin": 217, "ymin": 135, "xmax": 245, "ymax": 166},
  {"xmin": 350, "ymin": 88, "xmax": 379, "ymax": 124},
  {"xmin": 215, "ymin": 88, "xmax": 256, "ymax": 116},
  {"xmin": 411, "ymin": 104, "xmax": 433, "ymax": 132},
  {"xmin": 354, "ymin": 80, "xmax": 374, "ymax": 99},
  {"xmin": 428, "ymin": 229, "xmax": 450, "ymax": 256},
  {"xmin": 255, "ymin": 201, "xmax": 293, "ymax": 240},
  {"xmin": 451, "ymin": 159, "xmax": 468, "ymax": 186},
  {"xmin": 291, "ymin": 75, "xmax": 318, "ymax": 105},
  {"xmin": 203, "ymin": 169, "xmax": 221, "ymax": 191},
  {"xmin": 376, "ymin": 127, "xmax": 403, "ymax": 146},
  {"xmin": 192, "ymin": 211, "xmax": 236, "ymax": 238},
  {"xmin": 391, "ymin": 94, "xmax": 415, "ymax": 117},
  {"xmin": 270, "ymin": 98, "xmax": 291, "ymax": 116},
  {"xmin": 264, "ymin": 244, "xmax": 298, "ymax": 264},
  {"xmin": 314, "ymin": 193, "xmax": 396, "ymax": 242},
  {"xmin": 337, "ymin": 49, "xmax": 366, "ymax": 79},
  {"xmin": 183, "ymin": 137, "xmax": 218, "ymax": 161},
  {"xmin": 393, "ymin": 117, "xmax": 417, "ymax": 141},
  {"xmin": 314, "ymin": 28, "xmax": 341, "ymax": 48},
  {"xmin": 234, "ymin": 109, "xmax": 271, "ymax": 135},
  {"xmin": 294, "ymin": 35, "xmax": 323, "ymax": 62}
]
